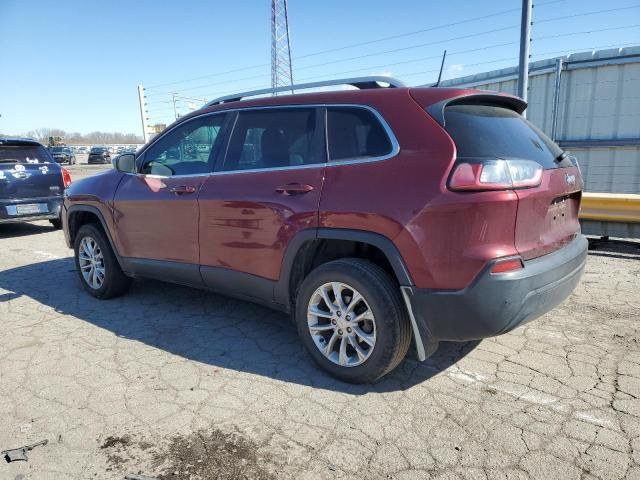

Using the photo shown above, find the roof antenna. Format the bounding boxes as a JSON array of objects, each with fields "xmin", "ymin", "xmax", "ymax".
[{"xmin": 435, "ymin": 50, "xmax": 447, "ymax": 87}]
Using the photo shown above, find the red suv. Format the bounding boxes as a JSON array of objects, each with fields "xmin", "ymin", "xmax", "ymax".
[{"xmin": 62, "ymin": 77, "xmax": 587, "ymax": 383}]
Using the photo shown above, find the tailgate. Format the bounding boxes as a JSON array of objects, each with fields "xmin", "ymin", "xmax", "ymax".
[
  {"xmin": 0, "ymin": 162, "xmax": 64, "ymax": 199},
  {"xmin": 514, "ymin": 166, "xmax": 582, "ymax": 260},
  {"xmin": 436, "ymin": 99, "xmax": 583, "ymax": 261},
  {"xmin": 0, "ymin": 144, "xmax": 63, "ymax": 200}
]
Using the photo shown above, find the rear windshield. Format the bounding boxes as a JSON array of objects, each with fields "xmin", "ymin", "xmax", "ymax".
[
  {"xmin": 0, "ymin": 145, "xmax": 52, "ymax": 163},
  {"xmin": 443, "ymin": 104, "xmax": 571, "ymax": 168}
]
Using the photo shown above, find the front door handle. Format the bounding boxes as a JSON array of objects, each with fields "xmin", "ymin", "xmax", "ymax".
[
  {"xmin": 275, "ymin": 183, "xmax": 314, "ymax": 195},
  {"xmin": 169, "ymin": 185, "xmax": 197, "ymax": 195}
]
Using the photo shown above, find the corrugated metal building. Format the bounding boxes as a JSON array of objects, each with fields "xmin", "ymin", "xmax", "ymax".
[{"xmin": 435, "ymin": 46, "xmax": 640, "ymax": 238}]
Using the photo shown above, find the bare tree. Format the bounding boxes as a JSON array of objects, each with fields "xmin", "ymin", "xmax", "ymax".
[{"xmin": 17, "ymin": 128, "xmax": 143, "ymax": 144}]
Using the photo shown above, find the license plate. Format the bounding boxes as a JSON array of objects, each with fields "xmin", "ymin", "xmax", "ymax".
[
  {"xmin": 549, "ymin": 200, "xmax": 568, "ymax": 224},
  {"xmin": 16, "ymin": 203, "xmax": 47, "ymax": 215}
]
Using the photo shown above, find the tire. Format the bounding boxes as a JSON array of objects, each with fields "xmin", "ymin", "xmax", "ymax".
[
  {"xmin": 50, "ymin": 217, "xmax": 62, "ymax": 229},
  {"xmin": 74, "ymin": 223, "xmax": 131, "ymax": 299},
  {"xmin": 295, "ymin": 258, "xmax": 412, "ymax": 383}
]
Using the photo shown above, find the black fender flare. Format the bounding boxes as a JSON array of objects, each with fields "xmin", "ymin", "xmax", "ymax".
[
  {"xmin": 274, "ymin": 227, "xmax": 414, "ymax": 308},
  {"xmin": 67, "ymin": 205, "xmax": 124, "ymax": 269}
]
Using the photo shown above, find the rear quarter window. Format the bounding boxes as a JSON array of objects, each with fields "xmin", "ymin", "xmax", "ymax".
[
  {"xmin": 443, "ymin": 104, "xmax": 572, "ymax": 168},
  {"xmin": 327, "ymin": 107, "xmax": 393, "ymax": 161}
]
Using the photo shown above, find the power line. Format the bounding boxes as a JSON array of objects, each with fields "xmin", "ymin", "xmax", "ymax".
[
  {"xmin": 228, "ymin": 19, "xmax": 637, "ymax": 89},
  {"xmin": 292, "ymin": 8, "xmax": 520, "ymax": 61},
  {"xmin": 295, "ymin": 41, "xmax": 519, "ymax": 82},
  {"xmin": 531, "ymin": 42, "xmax": 640, "ymax": 58},
  {"xmin": 145, "ymin": 0, "xmax": 640, "ymax": 95},
  {"xmin": 535, "ymin": 5, "xmax": 640, "ymax": 24},
  {"xmin": 144, "ymin": 0, "xmax": 572, "ymax": 91},
  {"xmin": 153, "ymin": 20, "xmax": 639, "ymax": 101},
  {"xmin": 144, "ymin": 6, "xmax": 524, "ymax": 91},
  {"xmin": 534, "ymin": 23, "xmax": 640, "ymax": 41},
  {"xmin": 146, "ymin": 25, "xmax": 519, "ymax": 98},
  {"xmin": 143, "ymin": 40, "xmax": 638, "ymax": 124},
  {"xmin": 294, "ymin": 26, "xmax": 518, "ymax": 71},
  {"xmin": 146, "ymin": 4, "xmax": 638, "ymax": 98}
]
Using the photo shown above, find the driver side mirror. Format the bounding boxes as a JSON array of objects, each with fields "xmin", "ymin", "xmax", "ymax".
[{"xmin": 113, "ymin": 153, "xmax": 136, "ymax": 173}]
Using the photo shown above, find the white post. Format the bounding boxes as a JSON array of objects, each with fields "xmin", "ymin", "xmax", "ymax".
[
  {"xmin": 518, "ymin": 0, "xmax": 533, "ymax": 118},
  {"xmin": 137, "ymin": 85, "xmax": 149, "ymax": 144}
]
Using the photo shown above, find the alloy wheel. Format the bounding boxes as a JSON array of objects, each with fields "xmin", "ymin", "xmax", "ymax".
[
  {"xmin": 78, "ymin": 236, "xmax": 105, "ymax": 289},
  {"xmin": 307, "ymin": 282, "xmax": 376, "ymax": 367}
]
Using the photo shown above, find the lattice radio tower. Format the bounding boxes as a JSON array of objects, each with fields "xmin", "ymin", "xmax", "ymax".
[{"xmin": 271, "ymin": 0, "xmax": 294, "ymax": 93}]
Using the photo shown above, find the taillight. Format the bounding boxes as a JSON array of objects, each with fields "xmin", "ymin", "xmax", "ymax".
[
  {"xmin": 490, "ymin": 257, "xmax": 524, "ymax": 274},
  {"xmin": 61, "ymin": 167, "xmax": 72, "ymax": 188},
  {"xmin": 449, "ymin": 159, "xmax": 543, "ymax": 191}
]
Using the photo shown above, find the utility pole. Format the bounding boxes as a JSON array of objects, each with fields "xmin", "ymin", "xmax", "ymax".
[
  {"xmin": 271, "ymin": 0, "xmax": 294, "ymax": 94},
  {"xmin": 171, "ymin": 92, "xmax": 178, "ymax": 120},
  {"xmin": 550, "ymin": 57, "xmax": 564, "ymax": 141},
  {"xmin": 137, "ymin": 85, "xmax": 150, "ymax": 144},
  {"xmin": 518, "ymin": 0, "xmax": 533, "ymax": 117}
]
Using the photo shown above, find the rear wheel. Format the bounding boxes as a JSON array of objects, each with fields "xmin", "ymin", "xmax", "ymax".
[
  {"xmin": 74, "ymin": 223, "xmax": 131, "ymax": 299},
  {"xmin": 295, "ymin": 258, "xmax": 412, "ymax": 383}
]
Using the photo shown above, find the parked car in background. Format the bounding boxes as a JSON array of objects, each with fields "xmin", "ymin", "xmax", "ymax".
[
  {"xmin": 49, "ymin": 146, "xmax": 76, "ymax": 165},
  {"xmin": 116, "ymin": 146, "xmax": 125, "ymax": 154},
  {"xmin": 77, "ymin": 146, "xmax": 89, "ymax": 154},
  {"xmin": 87, "ymin": 146, "xmax": 111, "ymax": 164},
  {"xmin": 62, "ymin": 77, "xmax": 587, "ymax": 383},
  {"xmin": 1, "ymin": 138, "xmax": 72, "ymax": 228}
]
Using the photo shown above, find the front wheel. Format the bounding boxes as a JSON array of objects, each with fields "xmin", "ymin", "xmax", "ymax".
[
  {"xmin": 74, "ymin": 223, "xmax": 131, "ymax": 299},
  {"xmin": 295, "ymin": 258, "xmax": 412, "ymax": 383}
]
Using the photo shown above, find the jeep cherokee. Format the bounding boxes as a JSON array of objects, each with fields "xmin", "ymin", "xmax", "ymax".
[{"xmin": 62, "ymin": 77, "xmax": 587, "ymax": 383}]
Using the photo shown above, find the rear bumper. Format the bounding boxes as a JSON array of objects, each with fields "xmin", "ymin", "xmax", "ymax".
[
  {"xmin": 0, "ymin": 196, "xmax": 63, "ymax": 224},
  {"xmin": 88, "ymin": 157, "xmax": 109, "ymax": 164},
  {"xmin": 405, "ymin": 234, "xmax": 588, "ymax": 344}
]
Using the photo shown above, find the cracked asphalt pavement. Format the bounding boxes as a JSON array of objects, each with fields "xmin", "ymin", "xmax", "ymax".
[{"xmin": 1, "ymin": 221, "xmax": 639, "ymax": 479}]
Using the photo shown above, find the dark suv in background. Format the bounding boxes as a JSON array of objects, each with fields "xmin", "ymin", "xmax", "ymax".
[
  {"xmin": 49, "ymin": 146, "xmax": 76, "ymax": 165},
  {"xmin": 62, "ymin": 77, "xmax": 587, "ymax": 383},
  {"xmin": 88, "ymin": 146, "xmax": 111, "ymax": 164}
]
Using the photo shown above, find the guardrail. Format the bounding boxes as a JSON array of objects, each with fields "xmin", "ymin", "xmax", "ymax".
[{"xmin": 580, "ymin": 193, "xmax": 640, "ymax": 223}]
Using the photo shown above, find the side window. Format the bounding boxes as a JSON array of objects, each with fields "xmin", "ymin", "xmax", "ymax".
[
  {"xmin": 141, "ymin": 114, "xmax": 225, "ymax": 176},
  {"xmin": 327, "ymin": 107, "xmax": 393, "ymax": 161},
  {"xmin": 221, "ymin": 108, "xmax": 322, "ymax": 172}
]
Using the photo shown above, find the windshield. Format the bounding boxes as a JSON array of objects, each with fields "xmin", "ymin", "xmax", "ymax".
[
  {"xmin": 91, "ymin": 147, "xmax": 107, "ymax": 153},
  {"xmin": 50, "ymin": 147, "xmax": 66, "ymax": 153},
  {"xmin": 0, "ymin": 145, "xmax": 52, "ymax": 163}
]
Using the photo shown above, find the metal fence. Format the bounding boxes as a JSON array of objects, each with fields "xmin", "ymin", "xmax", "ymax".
[{"xmin": 436, "ymin": 46, "xmax": 640, "ymax": 238}]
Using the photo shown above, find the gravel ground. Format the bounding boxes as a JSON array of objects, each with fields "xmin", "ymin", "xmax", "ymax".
[
  {"xmin": 0, "ymin": 219, "xmax": 639, "ymax": 479},
  {"xmin": 65, "ymin": 156, "xmax": 111, "ymax": 181}
]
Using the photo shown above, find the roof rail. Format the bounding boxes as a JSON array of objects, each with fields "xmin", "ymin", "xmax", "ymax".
[{"xmin": 205, "ymin": 76, "xmax": 406, "ymax": 106}]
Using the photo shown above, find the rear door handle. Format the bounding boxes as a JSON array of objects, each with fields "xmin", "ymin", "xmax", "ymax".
[
  {"xmin": 169, "ymin": 185, "xmax": 197, "ymax": 195},
  {"xmin": 275, "ymin": 183, "xmax": 314, "ymax": 195}
]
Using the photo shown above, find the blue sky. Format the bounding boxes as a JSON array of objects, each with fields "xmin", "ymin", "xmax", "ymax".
[{"xmin": 1, "ymin": 0, "xmax": 638, "ymax": 136}]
